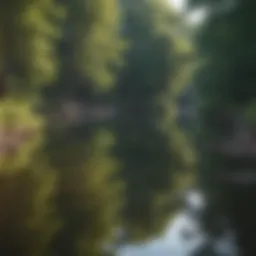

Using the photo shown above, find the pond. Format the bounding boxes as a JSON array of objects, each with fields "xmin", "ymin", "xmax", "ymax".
[{"xmin": 117, "ymin": 191, "xmax": 236, "ymax": 256}]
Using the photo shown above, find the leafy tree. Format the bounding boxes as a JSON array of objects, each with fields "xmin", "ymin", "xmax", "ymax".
[
  {"xmin": 43, "ymin": 0, "xmax": 125, "ymax": 104},
  {"xmin": 0, "ymin": 0, "xmax": 63, "ymax": 93},
  {"xmin": 187, "ymin": 0, "xmax": 256, "ymax": 254},
  {"xmin": 114, "ymin": 0, "xmax": 195, "ymax": 241},
  {"xmin": 0, "ymin": 100, "xmax": 59, "ymax": 256},
  {"xmin": 48, "ymin": 128, "xmax": 123, "ymax": 256},
  {"xmin": 0, "ymin": 1, "xmax": 63, "ymax": 255},
  {"xmin": 43, "ymin": 0, "xmax": 124, "ymax": 255}
]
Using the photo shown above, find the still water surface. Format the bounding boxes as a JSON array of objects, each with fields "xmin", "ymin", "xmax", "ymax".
[{"xmin": 117, "ymin": 191, "xmax": 236, "ymax": 256}]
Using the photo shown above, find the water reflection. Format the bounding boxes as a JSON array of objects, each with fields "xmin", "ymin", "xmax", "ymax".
[{"xmin": 117, "ymin": 191, "xmax": 236, "ymax": 256}]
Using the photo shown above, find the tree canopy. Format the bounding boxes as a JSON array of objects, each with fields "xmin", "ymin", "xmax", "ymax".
[
  {"xmin": 114, "ymin": 0, "xmax": 195, "ymax": 241},
  {"xmin": 187, "ymin": 0, "xmax": 256, "ymax": 254},
  {"xmin": 0, "ymin": 0, "xmax": 196, "ymax": 255}
]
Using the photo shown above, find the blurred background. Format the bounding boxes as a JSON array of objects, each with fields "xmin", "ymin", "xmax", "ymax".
[{"xmin": 0, "ymin": 0, "xmax": 255, "ymax": 255}]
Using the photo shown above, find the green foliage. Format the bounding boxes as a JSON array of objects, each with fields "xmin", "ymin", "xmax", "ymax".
[
  {"xmin": 0, "ymin": 101, "xmax": 59, "ymax": 256},
  {"xmin": 73, "ymin": 0, "xmax": 126, "ymax": 90},
  {"xmin": 0, "ymin": 0, "xmax": 196, "ymax": 254},
  {"xmin": 244, "ymin": 101, "xmax": 256, "ymax": 128},
  {"xmin": 0, "ymin": 0, "xmax": 62, "ymax": 255},
  {"xmin": 0, "ymin": 99, "xmax": 43, "ymax": 172},
  {"xmin": 0, "ymin": 0, "xmax": 64, "ymax": 91},
  {"xmin": 188, "ymin": 0, "xmax": 256, "ymax": 253},
  {"xmin": 114, "ymin": 0, "xmax": 195, "ymax": 241},
  {"xmin": 52, "ymin": 0, "xmax": 125, "ymax": 97},
  {"xmin": 48, "ymin": 129, "xmax": 123, "ymax": 256},
  {"xmin": 42, "ymin": 0, "xmax": 125, "ymax": 254},
  {"xmin": 0, "ymin": 158, "xmax": 58, "ymax": 256}
]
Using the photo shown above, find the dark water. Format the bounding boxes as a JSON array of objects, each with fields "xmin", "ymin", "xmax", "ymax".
[{"xmin": 117, "ymin": 191, "xmax": 236, "ymax": 256}]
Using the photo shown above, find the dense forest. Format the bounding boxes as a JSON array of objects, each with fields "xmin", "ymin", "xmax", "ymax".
[
  {"xmin": 0, "ymin": 0, "xmax": 255, "ymax": 255},
  {"xmin": 0, "ymin": 0, "xmax": 194, "ymax": 255},
  {"xmin": 187, "ymin": 0, "xmax": 256, "ymax": 256}
]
